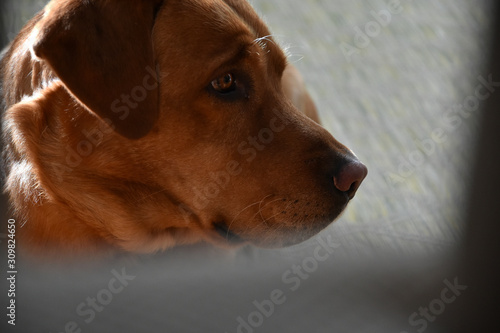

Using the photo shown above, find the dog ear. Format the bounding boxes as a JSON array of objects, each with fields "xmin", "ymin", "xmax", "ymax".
[{"xmin": 31, "ymin": 0, "xmax": 164, "ymax": 139}]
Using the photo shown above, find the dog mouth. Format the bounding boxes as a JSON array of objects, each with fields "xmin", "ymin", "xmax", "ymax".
[
  {"xmin": 211, "ymin": 195, "xmax": 348, "ymax": 247},
  {"xmin": 213, "ymin": 221, "xmax": 245, "ymax": 244}
]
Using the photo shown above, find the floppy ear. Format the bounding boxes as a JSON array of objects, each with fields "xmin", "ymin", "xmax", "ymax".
[{"xmin": 31, "ymin": 0, "xmax": 164, "ymax": 139}]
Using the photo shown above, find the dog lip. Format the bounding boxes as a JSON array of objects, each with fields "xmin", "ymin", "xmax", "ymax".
[{"xmin": 213, "ymin": 221, "xmax": 245, "ymax": 244}]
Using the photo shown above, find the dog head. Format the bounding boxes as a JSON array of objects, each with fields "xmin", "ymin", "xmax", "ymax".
[{"xmin": 7, "ymin": 0, "xmax": 367, "ymax": 252}]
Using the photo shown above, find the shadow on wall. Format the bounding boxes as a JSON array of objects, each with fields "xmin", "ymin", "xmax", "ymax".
[
  {"xmin": 0, "ymin": 1, "xmax": 8, "ymax": 49},
  {"xmin": 450, "ymin": 3, "xmax": 500, "ymax": 332}
]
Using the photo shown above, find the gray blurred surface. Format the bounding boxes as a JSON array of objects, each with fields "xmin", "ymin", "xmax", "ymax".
[{"xmin": 0, "ymin": 0, "xmax": 495, "ymax": 332}]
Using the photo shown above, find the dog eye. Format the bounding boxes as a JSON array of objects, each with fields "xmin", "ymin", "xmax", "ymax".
[{"xmin": 211, "ymin": 73, "xmax": 236, "ymax": 94}]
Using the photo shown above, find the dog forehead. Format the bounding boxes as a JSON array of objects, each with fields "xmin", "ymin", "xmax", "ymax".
[
  {"xmin": 153, "ymin": 0, "xmax": 286, "ymax": 72},
  {"xmin": 158, "ymin": 0, "xmax": 276, "ymax": 44},
  {"xmin": 177, "ymin": 0, "xmax": 266, "ymax": 30}
]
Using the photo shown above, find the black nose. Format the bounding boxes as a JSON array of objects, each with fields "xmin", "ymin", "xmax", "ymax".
[{"xmin": 333, "ymin": 160, "xmax": 368, "ymax": 199}]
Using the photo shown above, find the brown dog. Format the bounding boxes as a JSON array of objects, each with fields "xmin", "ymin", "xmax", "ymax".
[{"xmin": 0, "ymin": 0, "xmax": 367, "ymax": 256}]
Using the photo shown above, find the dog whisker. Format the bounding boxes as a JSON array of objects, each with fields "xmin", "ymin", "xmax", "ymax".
[
  {"xmin": 236, "ymin": 195, "xmax": 277, "ymax": 235},
  {"xmin": 245, "ymin": 198, "xmax": 295, "ymax": 236},
  {"xmin": 255, "ymin": 196, "xmax": 283, "ymax": 221},
  {"xmin": 287, "ymin": 54, "xmax": 305, "ymax": 64},
  {"xmin": 225, "ymin": 195, "xmax": 272, "ymax": 238},
  {"xmin": 252, "ymin": 34, "xmax": 277, "ymax": 51}
]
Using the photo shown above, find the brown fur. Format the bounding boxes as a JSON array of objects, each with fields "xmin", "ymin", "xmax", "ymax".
[{"xmin": 1, "ymin": 0, "xmax": 366, "ymax": 257}]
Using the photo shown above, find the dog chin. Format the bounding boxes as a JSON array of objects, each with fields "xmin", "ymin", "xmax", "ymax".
[{"xmin": 211, "ymin": 215, "xmax": 342, "ymax": 249}]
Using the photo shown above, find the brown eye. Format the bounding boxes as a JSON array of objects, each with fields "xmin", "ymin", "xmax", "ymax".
[{"xmin": 211, "ymin": 73, "xmax": 236, "ymax": 93}]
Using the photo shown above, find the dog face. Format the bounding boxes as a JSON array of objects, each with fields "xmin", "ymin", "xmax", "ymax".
[
  {"xmin": 148, "ymin": 0, "xmax": 366, "ymax": 247},
  {"xmin": 3, "ymin": 0, "xmax": 367, "ymax": 253}
]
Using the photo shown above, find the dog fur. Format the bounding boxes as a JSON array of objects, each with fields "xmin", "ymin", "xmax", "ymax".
[{"xmin": 0, "ymin": 0, "xmax": 367, "ymax": 256}]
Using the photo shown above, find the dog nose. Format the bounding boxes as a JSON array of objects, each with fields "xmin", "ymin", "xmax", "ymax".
[{"xmin": 333, "ymin": 160, "xmax": 368, "ymax": 199}]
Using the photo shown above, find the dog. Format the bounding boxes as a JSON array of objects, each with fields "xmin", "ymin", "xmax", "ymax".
[{"xmin": 0, "ymin": 0, "xmax": 367, "ymax": 256}]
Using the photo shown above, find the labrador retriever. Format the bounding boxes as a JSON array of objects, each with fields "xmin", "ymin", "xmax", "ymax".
[{"xmin": 0, "ymin": 0, "xmax": 367, "ymax": 256}]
